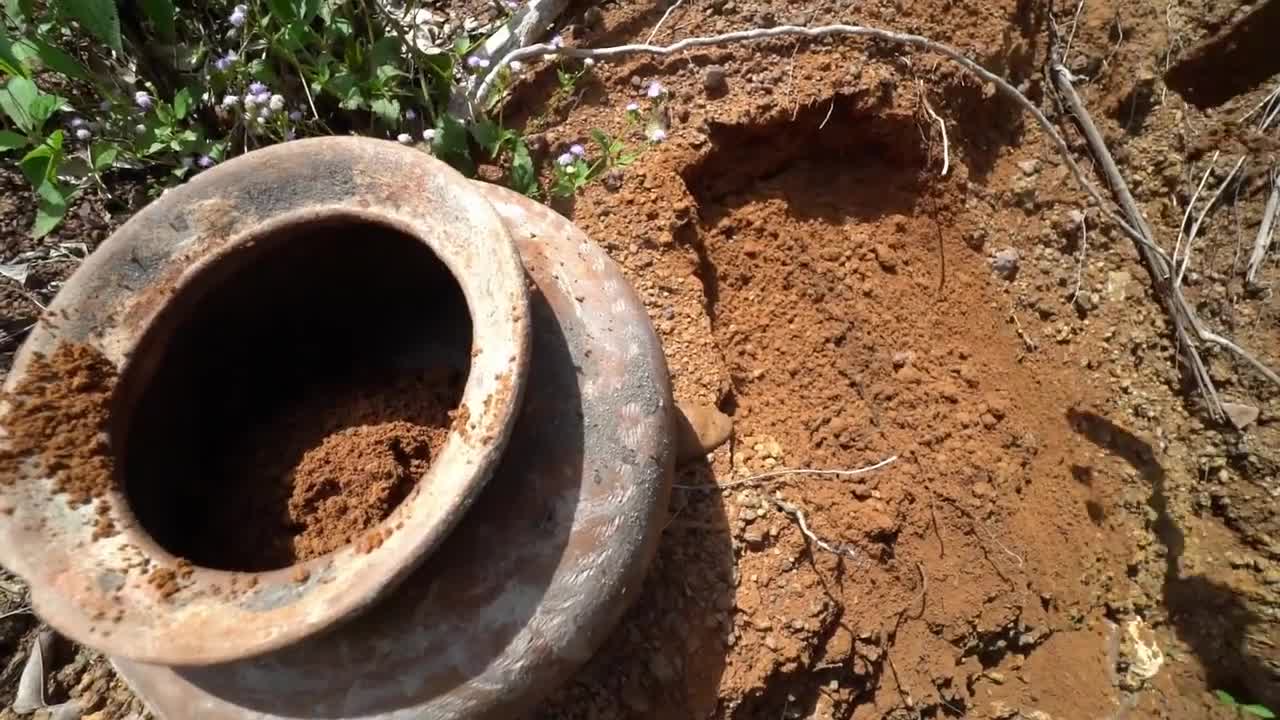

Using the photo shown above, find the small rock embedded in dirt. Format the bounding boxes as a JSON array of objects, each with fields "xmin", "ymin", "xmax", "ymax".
[
  {"xmin": 1016, "ymin": 159, "xmax": 1041, "ymax": 176},
  {"xmin": 603, "ymin": 170, "xmax": 625, "ymax": 191},
  {"xmin": 675, "ymin": 399, "xmax": 733, "ymax": 462},
  {"xmin": 703, "ymin": 65, "xmax": 728, "ymax": 94},
  {"xmin": 1105, "ymin": 270, "xmax": 1133, "ymax": 302},
  {"xmin": 991, "ymin": 248, "xmax": 1020, "ymax": 279},
  {"xmin": 1221, "ymin": 401, "xmax": 1260, "ymax": 430},
  {"xmin": 873, "ymin": 244, "xmax": 897, "ymax": 272}
]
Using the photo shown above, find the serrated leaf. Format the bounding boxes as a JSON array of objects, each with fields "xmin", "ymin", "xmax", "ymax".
[
  {"xmin": 370, "ymin": 97, "xmax": 399, "ymax": 125},
  {"xmin": 58, "ymin": 0, "xmax": 122, "ymax": 53},
  {"xmin": 432, "ymin": 113, "xmax": 472, "ymax": 176},
  {"xmin": 0, "ymin": 128, "xmax": 24, "ymax": 150},
  {"xmin": 91, "ymin": 140, "xmax": 117, "ymax": 171},
  {"xmin": 140, "ymin": 0, "xmax": 175, "ymax": 39},
  {"xmin": 13, "ymin": 37, "xmax": 90, "ymax": 80},
  {"xmin": 173, "ymin": 87, "xmax": 191, "ymax": 119},
  {"xmin": 469, "ymin": 116, "xmax": 501, "ymax": 157},
  {"xmin": 509, "ymin": 138, "xmax": 537, "ymax": 197}
]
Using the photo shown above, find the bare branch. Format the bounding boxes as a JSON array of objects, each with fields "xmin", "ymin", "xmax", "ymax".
[
  {"xmin": 463, "ymin": 22, "xmax": 1159, "ymax": 246},
  {"xmin": 918, "ymin": 83, "xmax": 950, "ymax": 177},
  {"xmin": 672, "ymin": 454, "xmax": 898, "ymax": 491},
  {"xmin": 1176, "ymin": 155, "xmax": 1245, "ymax": 286},
  {"xmin": 772, "ymin": 497, "xmax": 865, "ymax": 563},
  {"xmin": 646, "ymin": 0, "xmax": 685, "ymax": 44},
  {"xmin": 1246, "ymin": 168, "xmax": 1279, "ymax": 286}
]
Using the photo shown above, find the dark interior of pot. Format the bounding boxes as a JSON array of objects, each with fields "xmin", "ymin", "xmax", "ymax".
[{"xmin": 117, "ymin": 217, "xmax": 473, "ymax": 572}]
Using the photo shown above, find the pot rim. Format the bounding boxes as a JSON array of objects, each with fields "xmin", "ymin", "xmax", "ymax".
[{"xmin": 0, "ymin": 137, "xmax": 531, "ymax": 666}]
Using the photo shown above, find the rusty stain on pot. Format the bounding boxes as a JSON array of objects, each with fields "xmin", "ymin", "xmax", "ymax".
[
  {"xmin": 109, "ymin": 181, "xmax": 674, "ymax": 719},
  {"xmin": 0, "ymin": 138, "xmax": 533, "ymax": 667}
]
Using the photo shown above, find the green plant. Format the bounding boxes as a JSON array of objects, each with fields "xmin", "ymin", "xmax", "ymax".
[
  {"xmin": 549, "ymin": 128, "xmax": 635, "ymax": 197},
  {"xmin": 1217, "ymin": 690, "xmax": 1276, "ymax": 719},
  {"xmin": 1, "ymin": 0, "xmax": 549, "ymax": 238}
]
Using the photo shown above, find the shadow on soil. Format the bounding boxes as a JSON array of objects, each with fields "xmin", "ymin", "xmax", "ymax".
[
  {"xmin": 531, "ymin": 458, "xmax": 736, "ymax": 719},
  {"xmin": 1069, "ymin": 409, "xmax": 1280, "ymax": 711}
]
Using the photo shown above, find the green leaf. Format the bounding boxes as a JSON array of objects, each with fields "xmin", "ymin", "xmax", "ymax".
[
  {"xmin": 0, "ymin": 75, "xmax": 39, "ymax": 132},
  {"xmin": 90, "ymin": 140, "xmax": 117, "ymax": 171},
  {"xmin": 0, "ymin": 28, "xmax": 28, "ymax": 77},
  {"xmin": 296, "ymin": 0, "xmax": 320, "ymax": 23},
  {"xmin": 370, "ymin": 97, "xmax": 399, "ymax": 125},
  {"xmin": 265, "ymin": 0, "xmax": 295, "ymax": 21},
  {"xmin": 1243, "ymin": 705, "xmax": 1277, "ymax": 719},
  {"xmin": 0, "ymin": 128, "xmax": 24, "ymax": 150},
  {"xmin": 508, "ymin": 138, "xmax": 537, "ymax": 197},
  {"xmin": 19, "ymin": 129, "xmax": 62, "ymax": 186},
  {"xmin": 173, "ymin": 87, "xmax": 191, "ymax": 120},
  {"xmin": 139, "ymin": 0, "xmax": 175, "ymax": 39},
  {"xmin": 432, "ymin": 113, "xmax": 472, "ymax": 176},
  {"xmin": 1216, "ymin": 690, "xmax": 1237, "ymax": 706},
  {"xmin": 369, "ymin": 37, "xmax": 400, "ymax": 68},
  {"xmin": 57, "ymin": 0, "xmax": 122, "ymax": 53},
  {"xmin": 469, "ymin": 116, "xmax": 502, "ymax": 157},
  {"xmin": 12, "ymin": 37, "xmax": 89, "ymax": 80},
  {"xmin": 32, "ymin": 187, "xmax": 67, "ymax": 238}
]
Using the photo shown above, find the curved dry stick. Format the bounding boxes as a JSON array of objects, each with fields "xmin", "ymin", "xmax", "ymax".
[{"xmin": 467, "ymin": 23, "xmax": 1159, "ymax": 253}]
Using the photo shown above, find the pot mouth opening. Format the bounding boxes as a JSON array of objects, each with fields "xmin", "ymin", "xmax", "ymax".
[{"xmin": 116, "ymin": 215, "xmax": 473, "ymax": 572}]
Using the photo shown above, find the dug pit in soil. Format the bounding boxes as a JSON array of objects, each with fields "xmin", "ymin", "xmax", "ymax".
[{"xmin": 118, "ymin": 218, "xmax": 473, "ymax": 572}]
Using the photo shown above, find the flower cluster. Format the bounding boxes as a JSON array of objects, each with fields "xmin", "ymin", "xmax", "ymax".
[{"xmin": 229, "ymin": 4, "xmax": 248, "ymax": 27}]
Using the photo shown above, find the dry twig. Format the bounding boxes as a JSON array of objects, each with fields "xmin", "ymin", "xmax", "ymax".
[
  {"xmin": 1246, "ymin": 168, "xmax": 1279, "ymax": 287},
  {"xmin": 1049, "ymin": 59, "xmax": 1280, "ymax": 416},
  {"xmin": 917, "ymin": 82, "xmax": 950, "ymax": 177},
  {"xmin": 646, "ymin": 0, "xmax": 686, "ymax": 44},
  {"xmin": 771, "ymin": 496, "xmax": 865, "ymax": 564},
  {"xmin": 672, "ymin": 454, "xmax": 898, "ymax": 491}
]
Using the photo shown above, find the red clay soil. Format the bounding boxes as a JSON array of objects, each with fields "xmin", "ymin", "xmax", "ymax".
[
  {"xmin": 0, "ymin": 343, "xmax": 117, "ymax": 512},
  {"xmin": 3, "ymin": 0, "xmax": 1280, "ymax": 717},
  {"xmin": 194, "ymin": 367, "xmax": 464, "ymax": 570}
]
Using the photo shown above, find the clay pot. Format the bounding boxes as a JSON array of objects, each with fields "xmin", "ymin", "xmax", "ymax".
[{"xmin": 0, "ymin": 137, "xmax": 531, "ymax": 665}]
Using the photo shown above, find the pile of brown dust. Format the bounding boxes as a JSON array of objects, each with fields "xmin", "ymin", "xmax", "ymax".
[
  {"xmin": 0, "ymin": 343, "xmax": 118, "ymax": 515},
  {"xmin": 192, "ymin": 366, "xmax": 464, "ymax": 570}
]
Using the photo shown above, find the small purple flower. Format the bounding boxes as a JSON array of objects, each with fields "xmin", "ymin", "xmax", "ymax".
[
  {"xmin": 570, "ymin": 143, "xmax": 585, "ymax": 157},
  {"xmin": 404, "ymin": 109, "xmax": 417, "ymax": 120},
  {"xmin": 465, "ymin": 56, "xmax": 490, "ymax": 69},
  {"xmin": 248, "ymin": 81, "xmax": 268, "ymax": 96},
  {"xmin": 397, "ymin": 133, "xmax": 413, "ymax": 144},
  {"xmin": 646, "ymin": 81, "xmax": 663, "ymax": 98},
  {"xmin": 75, "ymin": 127, "xmax": 91, "ymax": 141},
  {"xmin": 626, "ymin": 102, "xmax": 639, "ymax": 112},
  {"xmin": 647, "ymin": 127, "xmax": 667, "ymax": 143},
  {"xmin": 197, "ymin": 155, "xmax": 215, "ymax": 168},
  {"xmin": 68, "ymin": 117, "xmax": 86, "ymax": 128},
  {"xmin": 556, "ymin": 152, "xmax": 574, "ymax": 167},
  {"xmin": 214, "ymin": 50, "xmax": 238, "ymax": 71},
  {"xmin": 268, "ymin": 94, "xmax": 285, "ymax": 112},
  {"xmin": 243, "ymin": 93, "xmax": 258, "ymax": 109},
  {"xmin": 221, "ymin": 94, "xmax": 239, "ymax": 109},
  {"xmin": 255, "ymin": 91, "xmax": 272, "ymax": 106},
  {"xmin": 134, "ymin": 91, "xmax": 153, "ymax": 110},
  {"xmin": 285, "ymin": 128, "xmax": 297, "ymax": 141},
  {"xmin": 550, "ymin": 35, "xmax": 564, "ymax": 48},
  {"xmin": 229, "ymin": 4, "xmax": 247, "ymax": 26},
  {"xmin": 288, "ymin": 110, "xmax": 303, "ymax": 122}
]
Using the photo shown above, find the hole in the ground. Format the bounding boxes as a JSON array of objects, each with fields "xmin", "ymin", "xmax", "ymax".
[
  {"xmin": 1165, "ymin": 0, "xmax": 1280, "ymax": 109},
  {"xmin": 117, "ymin": 217, "xmax": 472, "ymax": 572}
]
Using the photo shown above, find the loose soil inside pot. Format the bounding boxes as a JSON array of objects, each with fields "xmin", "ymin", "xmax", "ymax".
[{"xmin": 119, "ymin": 218, "xmax": 472, "ymax": 571}]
